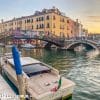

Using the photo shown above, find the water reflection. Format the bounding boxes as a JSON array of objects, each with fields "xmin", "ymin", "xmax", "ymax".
[
  {"xmin": 0, "ymin": 47, "xmax": 100, "ymax": 100},
  {"xmin": 86, "ymin": 50, "xmax": 100, "ymax": 59},
  {"xmin": 21, "ymin": 48, "xmax": 100, "ymax": 100}
]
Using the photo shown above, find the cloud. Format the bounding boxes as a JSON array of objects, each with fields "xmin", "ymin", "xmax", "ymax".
[
  {"xmin": 88, "ymin": 16, "xmax": 100, "ymax": 19},
  {"xmin": 87, "ymin": 16, "xmax": 100, "ymax": 22}
]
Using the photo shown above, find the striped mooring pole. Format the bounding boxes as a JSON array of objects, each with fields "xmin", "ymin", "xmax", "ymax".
[{"xmin": 12, "ymin": 45, "xmax": 26, "ymax": 100}]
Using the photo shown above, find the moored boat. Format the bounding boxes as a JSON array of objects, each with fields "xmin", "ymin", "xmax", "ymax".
[
  {"xmin": 2, "ymin": 54, "xmax": 75, "ymax": 100},
  {"xmin": 21, "ymin": 43, "xmax": 36, "ymax": 49},
  {"xmin": 74, "ymin": 45, "xmax": 86, "ymax": 52}
]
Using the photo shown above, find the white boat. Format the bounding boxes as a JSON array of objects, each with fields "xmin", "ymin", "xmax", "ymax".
[
  {"xmin": 21, "ymin": 43, "xmax": 36, "ymax": 49},
  {"xmin": 2, "ymin": 55, "xmax": 75, "ymax": 100},
  {"xmin": 0, "ymin": 75, "xmax": 19, "ymax": 100},
  {"xmin": 74, "ymin": 45, "xmax": 86, "ymax": 52}
]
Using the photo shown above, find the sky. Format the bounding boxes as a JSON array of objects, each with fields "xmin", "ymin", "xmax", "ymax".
[{"xmin": 0, "ymin": 0, "xmax": 100, "ymax": 33}]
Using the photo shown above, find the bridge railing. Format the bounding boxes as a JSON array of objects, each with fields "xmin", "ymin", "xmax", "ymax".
[{"xmin": 1, "ymin": 30, "xmax": 99, "ymax": 47}]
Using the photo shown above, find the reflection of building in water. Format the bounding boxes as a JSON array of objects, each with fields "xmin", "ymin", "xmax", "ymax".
[
  {"xmin": 34, "ymin": 49, "xmax": 43, "ymax": 57},
  {"xmin": 86, "ymin": 50, "xmax": 99, "ymax": 58},
  {"xmin": 21, "ymin": 48, "xmax": 44, "ymax": 58}
]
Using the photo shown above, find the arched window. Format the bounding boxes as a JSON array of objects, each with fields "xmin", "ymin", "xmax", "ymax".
[
  {"xmin": 37, "ymin": 25, "xmax": 38, "ymax": 29},
  {"xmin": 32, "ymin": 25, "xmax": 33, "ymax": 29},
  {"xmin": 41, "ymin": 24, "xmax": 44, "ymax": 28},
  {"xmin": 53, "ymin": 23, "xmax": 55, "ymax": 28},
  {"xmin": 53, "ymin": 16, "xmax": 56, "ymax": 20},
  {"xmin": 47, "ymin": 23, "xmax": 50, "ymax": 28},
  {"xmin": 41, "ymin": 17, "xmax": 44, "ymax": 21},
  {"xmin": 46, "ymin": 15, "xmax": 49, "ymax": 20}
]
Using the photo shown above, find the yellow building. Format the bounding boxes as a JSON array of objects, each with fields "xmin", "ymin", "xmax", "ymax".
[{"xmin": 0, "ymin": 7, "xmax": 80, "ymax": 38}]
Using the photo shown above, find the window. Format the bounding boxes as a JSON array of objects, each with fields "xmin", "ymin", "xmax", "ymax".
[
  {"xmin": 41, "ymin": 24, "xmax": 44, "ymax": 28},
  {"xmin": 41, "ymin": 17, "xmax": 44, "ymax": 21},
  {"xmin": 37, "ymin": 25, "xmax": 38, "ymax": 29},
  {"xmin": 47, "ymin": 23, "xmax": 50, "ymax": 28},
  {"xmin": 36, "ymin": 18, "xmax": 38, "ymax": 22},
  {"xmin": 32, "ymin": 25, "xmax": 33, "ymax": 29},
  {"xmin": 46, "ymin": 15, "xmax": 49, "ymax": 20},
  {"xmin": 27, "ymin": 19, "xmax": 30, "ymax": 23},
  {"xmin": 62, "ymin": 18, "xmax": 64, "ymax": 22},
  {"xmin": 67, "ymin": 20, "xmax": 69, "ymax": 23},
  {"xmin": 36, "ymin": 17, "xmax": 44, "ymax": 21},
  {"xmin": 39, "ymin": 17, "xmax": 41, "ymax": 21},
  {"xmin": 60, "ymin": 25, "xmax": 64, "ymax": 29},
  {"xmin": 25, "ymin": 20, "xmax": 26, "ymax": 23},
  {"xmin": 60, "ymin": 25, "xmax": 62, "ymax": 29},
  {"xmin": 39, "ymin": 24, "xmax": 44, "ymax": 28},
  {"xmin": 19, "ymin": 21, "xmax": 22, "ymax": 25},
  {"xmin": 31, "ymin": 19, "xmax": 33, "ymax": 23},
  {"xmin": 60, "ymin": 18, "xmax": 64, "ymax": 22},
  {"xmin": 9, "ymin": 23, "xmax": 13, "ymax": 26},
  {"xmin": 5, "ymin": 24, "xmax": 7, "ymax": 26},
  {"xmin": 53, "ymin": 23, "xmax": 55, "ymax": 28},
  {"xmin": 71, "ymin": 30, "xmax": 73, "ymax": 33},
  {"xmin": 39, "ymin": 24, "xmax": 41, "ymax": 28},
  {"xmin": 53, "ymin": 16, "xmax": 56, "ymax": 20}
]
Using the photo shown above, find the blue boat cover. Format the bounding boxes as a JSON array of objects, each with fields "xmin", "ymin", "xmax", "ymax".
[{"xmin": 12, "ymin": 45, "xmax": 22, "ymax": 75}]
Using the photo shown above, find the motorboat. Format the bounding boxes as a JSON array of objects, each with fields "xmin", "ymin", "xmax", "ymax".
[
  {"xmin": 74, "ymin": 45, "xmax": 86, "ymax": 52},
  {"xmin": 2, "ymin": 55, "xmax": 75, "ymax": 100},
  {"xmin": 21, "ymin": 43, "xmax": 36, "ymax": 49}
]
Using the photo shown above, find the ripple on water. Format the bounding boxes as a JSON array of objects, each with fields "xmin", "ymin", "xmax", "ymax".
[{"xmin": 0, "ymin": 48, "xmax": 100, "ymax": 100}]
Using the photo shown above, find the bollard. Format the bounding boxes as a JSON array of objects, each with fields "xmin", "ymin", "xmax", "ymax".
[{"xmin": 17, "ymin": 75, "xmax": 26, "ymax": 100}]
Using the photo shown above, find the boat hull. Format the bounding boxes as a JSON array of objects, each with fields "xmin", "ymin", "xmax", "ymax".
[
  {"xmin": 3, "ymin": 68, "xmax": 75, "ymax": 100},
  {"xmin": 28, "ymin": 78, "xmax": 75, "ymax": 100},
  {"xmin": 2, "ymin": 56, "xmax": 75, "ymax": 100}
]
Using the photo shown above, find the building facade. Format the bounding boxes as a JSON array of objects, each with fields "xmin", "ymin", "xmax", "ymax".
[{"xmin": 0, "ymin": 7, "xmax": 81, "ymax": 38}]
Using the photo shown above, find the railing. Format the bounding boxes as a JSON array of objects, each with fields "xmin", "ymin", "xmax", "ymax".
[{"xmin": 0, "ymin": 30, "xmax": 100, "ymax": 47}]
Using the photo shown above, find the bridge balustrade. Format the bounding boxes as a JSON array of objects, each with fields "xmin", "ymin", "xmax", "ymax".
[{"xmin": 0, "ymin": 30, "xmax": 100, "ymax": 49}]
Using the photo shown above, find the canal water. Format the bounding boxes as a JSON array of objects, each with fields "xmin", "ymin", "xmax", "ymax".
[{"xmin": 0, "ymin": 47, "xmax": 100, "ymax": 100}]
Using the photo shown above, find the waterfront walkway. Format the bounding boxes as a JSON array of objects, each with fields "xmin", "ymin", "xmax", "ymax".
[{"xmin": 0, "ymin": 75, "xmax": 19, "ymax": 100}]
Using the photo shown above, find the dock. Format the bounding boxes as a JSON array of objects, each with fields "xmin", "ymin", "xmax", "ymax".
[{"xmin": 0, "ymin": 75, "xmax": 19, "ymax": 100}]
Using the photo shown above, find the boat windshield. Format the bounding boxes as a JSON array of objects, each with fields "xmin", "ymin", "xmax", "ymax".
[{"xmin": 23, "ymin": 63, "xmax": 51, "ymax": 77}]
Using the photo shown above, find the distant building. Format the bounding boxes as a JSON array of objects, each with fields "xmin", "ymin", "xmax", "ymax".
[
  {"xmin": 82, "ymin": 29, "xmax": 88, "ymax": 37},
  {"xmin": 0, "ymin": 7, "xmax": 83, "ymax": 38},
  {"xmin": 88, "ymin": 33, "xmax": 100, "ymax": 40}
]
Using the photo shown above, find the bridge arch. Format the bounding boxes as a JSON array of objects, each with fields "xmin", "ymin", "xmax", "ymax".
[
  {"xmin": 66, "ymin": 40, "xmax": 98, "ymax": 50},
  {"xmin": 14, "ymin": 35, "xmax": 64, "ymax": 48}
]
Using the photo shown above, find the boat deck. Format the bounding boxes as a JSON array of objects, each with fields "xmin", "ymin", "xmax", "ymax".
[
  {"xmin": 0, "ymin": 75, "xmax": 19, "ymax": 100},
  {"xmin": 28, "ymin": 72, "xmax": 74, "ymax": 95}
]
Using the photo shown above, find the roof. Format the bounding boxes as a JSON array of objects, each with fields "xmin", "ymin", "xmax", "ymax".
[{"xmin": 8, "ymin": 57, "xmax": 40, "ymax": 66}]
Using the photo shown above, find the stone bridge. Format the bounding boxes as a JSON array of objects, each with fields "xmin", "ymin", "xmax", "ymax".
[
  {"xmin": 64, "ymin": 39, "xmax": 100, "ymax": 50},
  {"xmin": 13, "ymin": 34, "xmax": 65, "ymax": 48},
  {"xmin": 0, "ymin": 30, "xmax": 100, "ymax": 50}
]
